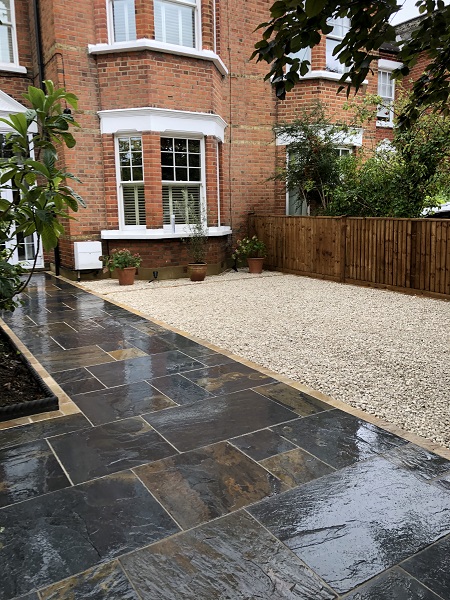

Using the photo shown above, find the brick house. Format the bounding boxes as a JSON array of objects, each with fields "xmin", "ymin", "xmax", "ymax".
[{"xmin": 0, "ymin": 0, "xmax": 404, "ymax": 280}]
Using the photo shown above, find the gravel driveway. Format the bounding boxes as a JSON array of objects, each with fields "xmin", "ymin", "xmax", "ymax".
[{"xmin": 81, "ymin": 271, "xmax": 450, "ymax": 449}]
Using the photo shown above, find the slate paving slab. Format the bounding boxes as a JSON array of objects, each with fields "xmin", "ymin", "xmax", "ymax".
[
  {"xmin": 181, "ymin": 362, "xmax": 276, "ymax": 395},
  {"xmin": 72, "ymin": 381, "xmax": 176, "ymax": 425},
  {"xmin": 35, "ymin": 345, "xmax": 115, "ymax": 373},
  {"xmin": 383, "ymin": 443, "xmax": 450, "ymax": 481},
  {"xmin": 119, "ymin": 511, "xmax": 337, "ymax": 599},
  {"xmin": 143, "ymin": 389, "xmax": 297, "ymax": 452},
  {"xmin": 52, "ymin": 367, "xmax": 106, "ymax": 396},
  {"xmin": 148, "ymin": 373, "xmax": 213, "ymax": 405},
  {"xmin": 248, "ymin": 456, "xmax": 450, "ymax": 594},
  {"xmin": 230, "ymin": 428, "xmax": 297, "ymax": 461},
  {"xmin": 0, "ymin": 471, "xmax": 179, "ymax": 599},
  {"xmin": 342, "ymin": 568, "xmax": 442, "ymax": 600},
  {"xmin": 0, "ymin": 414, "xmax": 91, "ymax": 450},
  {"xmin": 49, "ymin": 417, "xmax": 178, "ymax": 484},
  {"xmin": 0, "ymin": 440, "xmax": 70, "ymax": 508},
  {"xmin": 39, "ymin": 561, "xmax": 139, "ymax": 600},
  {"xmin": 260, "ymin": 447, "xmax": 335, "ymax": 489},
  {"xmin": 272, "ymin": 409, "xmax": 408, "ymax": 469},
  {"xmin": 253, "ymin": 382, "xmax": 333, "ymax": 416},
  {"xmin": 134, "ymin": 441, "xmax": 282, "ymax": 529},
  {"xmin": 401, "ymin": 535, "xmax": 450, "ymax": 599},
  {"xmin": 87, "ymin": 352, "xmax": 204, "ymax": 387}
]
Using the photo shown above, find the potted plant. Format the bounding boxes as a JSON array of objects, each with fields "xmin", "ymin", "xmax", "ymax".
[
  {"xmin": 232, "ymin": 235, "xmax": 267, "ymax": 274},
  {"xmin": 185, "ymin": 194, "xmax": 208, "ymax": 282},
  {"xmin": 101, "ymin": 248, "xmax": 142, "ymax": 285}
]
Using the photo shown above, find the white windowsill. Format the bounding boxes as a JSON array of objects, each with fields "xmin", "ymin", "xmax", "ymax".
[
  {"xmin": 88, "ymin": 39, "xmax": 228, "ymax": 76},
  {"xmin": 300, "ymin": 70, "xmax": 368, "ymax": 85},
  {"xmin": 0, "ymin": 63, "xmax": 27, "ymax": 74},
  {"xmin": 376, "ymin": 121, "xmax": 394, "ymax": 129},
  {"xmin": 101, "ymin": 226, "xmax": 232, "ymax": 240}
]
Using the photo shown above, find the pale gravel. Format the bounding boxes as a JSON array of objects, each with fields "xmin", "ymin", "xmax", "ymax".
[{"xmin": 80, "ymin": 271, "xmax": 450, "ymax": 449}]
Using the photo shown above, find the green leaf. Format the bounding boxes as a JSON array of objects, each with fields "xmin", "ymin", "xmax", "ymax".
[{"xmin": 305, "ymin": 0, "xmax": 326, "ymax": 17}]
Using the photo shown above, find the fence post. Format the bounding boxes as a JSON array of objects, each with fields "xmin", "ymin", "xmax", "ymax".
[{"xmin": 340, "ymin": 216, "xmax": 347, "ymax": 282}]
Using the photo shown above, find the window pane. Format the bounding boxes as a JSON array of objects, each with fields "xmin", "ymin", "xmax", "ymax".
[
  {"xmin": 189, "ymin": 153, "xmax": 200, "ymax": 167},
  {"xmin": 131, "ymin": 152, "xmax": 142, "ymax": 166},
  {"xmin": 161, "ymin": 152, "xmax": 173, "ymax": 166},
  {"xmin": 189, "ymin": 168, "xmax": 201, "ymax": 181},
  {"xmin": 112, "ymin": 0, "xmax": 136, "ymax": 42},
  {"xmin": 130, "ymin": 137, "xmax": 141, "ymax": 151},
  {"xmin": 175, "ymin": 167, "xmax": 188, "ymax": 180},
  {"xmin": 0, "ymin": 1, "xmax": 11, "ymax": 23},
  {"xmin": 121, "ymin": 167, "xmax": 131, "ymax": 181},
  {"xmin": 155, "ymin": 0, "xmax": 195, "ymax": 48},
  {"xmin": 162, "ymin": 166, "xmax": 174, "ymax": 180},
  {"xmin": 161, "ymin": 137, "xmax": 173, "ymax": 151},
  {"xmin": 132, "ymin": 166, "xmax": 143, "ymax": 181},
  {"xmin": 0, "ymin": 24, "xmax": 13, "ymax": 63},
  {"xmin": 188, "ymin": 139, "xmax": 200, "ymax": 153},
  {"xmin": 123, "ymin": 184, "xmax": 145, "ymax": 226},
  {"xmin": 326, "ymin": 38, "xmax": 347, "ymax": 73},
  {"xmin": 162, "ymin": 184, "xmax": 201, "ymax": 225},
  {"xmin": 175, "ymin": 152, "xmax": 187, "ymax": 166},
  {"xmin": 120, "ymin": 152, "xmax": 131, "ymax": 166},
  {"xmin": 118, "ymin": 138, "xmax": 130, "ymax": 152},
  {"xmin": 174, "ymin": 138, "xmax": 187, "ymax": 152}
]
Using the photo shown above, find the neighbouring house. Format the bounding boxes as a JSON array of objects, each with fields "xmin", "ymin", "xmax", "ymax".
[{"xmin": 0, "ymin": 0, "xmax": 407, "ymax": 280}]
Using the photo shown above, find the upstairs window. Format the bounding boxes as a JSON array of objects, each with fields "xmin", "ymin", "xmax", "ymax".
[
  {"xmin": 154, "ymin": 0, "xmax": 197, "ymax": 48},
  {"xmin": 326, "ymin": 16, "xmax": 350, "ymax": 73},
  {"xmin": 377, "ymin": 70, "xmax": 395, "ymax": 125},
  {"xmin": 110, "ymin": 0, "xmax": 136, "ymax": 43},
  {"xmin": 288, "ymin": 47, "xmax": 311, "ymax": 74},
  {"xmin": 0, "ymin": 0, "xmax": 18, "ymax": 65},
  {"xmin": 117, "ymin": 136, "xmax": 145, "ymax": 227},
  {"xmin": 161, "ymin": 137, "xmax": 203, "ymax": 225}
]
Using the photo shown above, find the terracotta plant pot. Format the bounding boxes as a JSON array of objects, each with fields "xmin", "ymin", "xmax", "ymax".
[
  {"xmin": 117, "ymin": 266, "xmax": 137, "ymax": 285},
  {"xmin": 247, "ymin": 257, "xmax": 264, "ymax": 274},
  {"xmin": 188, "ymin": 263, "xmax": 207, "ymax": 282}
]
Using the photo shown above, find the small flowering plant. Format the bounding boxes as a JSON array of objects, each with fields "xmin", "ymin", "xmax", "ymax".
[
  {"xmin": 101, "ymin": 248, "xmax": 142, "ymax": 272},
  {"xmin": 232, "ymin": 235, "xmax": 266, "ymax": 262}
]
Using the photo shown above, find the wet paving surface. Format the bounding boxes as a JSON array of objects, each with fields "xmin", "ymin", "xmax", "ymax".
[{"xmin": 1, "ymin": 274, "xmax": 449, "ymax": 599}]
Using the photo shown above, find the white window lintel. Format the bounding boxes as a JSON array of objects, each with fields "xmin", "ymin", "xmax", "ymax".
[{"xmin": 99, "ymin": 106, "xmax": 227, "ymax": 142}]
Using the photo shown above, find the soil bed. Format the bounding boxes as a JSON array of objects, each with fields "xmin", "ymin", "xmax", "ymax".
[{"xmin": 0, "ymin": 328, "xmax": 58, "ymax": 420}]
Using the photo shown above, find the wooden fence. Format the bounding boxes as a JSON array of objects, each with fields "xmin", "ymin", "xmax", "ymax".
[{"xmin": 248, "ymin": 215, "xmax": 450, "ymax": 299}]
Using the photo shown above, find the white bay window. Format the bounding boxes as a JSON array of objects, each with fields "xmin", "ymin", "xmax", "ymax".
[{"xmin": 0, "ymin": 0, "xmax": 20, "ymax": 67}]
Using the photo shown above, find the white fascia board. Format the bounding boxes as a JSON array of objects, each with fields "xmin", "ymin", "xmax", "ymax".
[
  {"xmin": 98, "ymin": 106, "xmax": 227, "ymax": 142},
  {"xmin": 276, "ymin": 127, "xmax": 363, "ymax": 147},
  {"xmin": 101, "ymin": 226, "xmax": 232, "ymax": 240},
  {"xmin": 88, "ymin": 39, "xmax": 228, "ymax": 76},
  {"xmin": 378, "ymin": 58, "xmax": 403, "ymax": 71}
]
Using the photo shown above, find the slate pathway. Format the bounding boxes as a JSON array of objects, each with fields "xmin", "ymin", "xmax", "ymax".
[{"xmin": 1, "ymin": 274, "xmax": 450, "ymax": 599}]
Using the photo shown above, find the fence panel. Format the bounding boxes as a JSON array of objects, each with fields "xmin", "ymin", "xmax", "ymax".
[{"xmin": 249, "ymin": 215, "xmax": 450, "ymax": 299}]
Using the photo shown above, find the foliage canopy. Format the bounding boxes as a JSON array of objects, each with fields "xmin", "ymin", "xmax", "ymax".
[
  {"xmin": 252, "ymin": 0, "xmax": 450, "ymax": 128},
  {"xmin": 0, "ymin": 81, "xmax": 84, "ymax": 311}
]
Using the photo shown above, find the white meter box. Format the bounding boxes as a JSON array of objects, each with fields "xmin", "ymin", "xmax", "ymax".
[{"xmin": 74, "ymin": 241, "xmax": 103, "ymax": 270}]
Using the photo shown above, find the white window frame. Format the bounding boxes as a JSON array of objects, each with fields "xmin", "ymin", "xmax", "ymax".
[
  {"xmin": 326, "ymin": 16, "xmax": 350, "ymax": 74},
  {"xmin": 107, "ymin": 0, "xmax": 137, "ymax": 44},
  {"xmin": 335, "ymin": 146, "xmax": 352, "ymax": 157},
  {"xmin": 161, "ymin": 134, "xmax": 206, "ymax": 231},
  {"xmin": 0, "ymin": 0, "xmax": 23, "ymax": 71},
  {"xmin": 377, "ymin": 69, "xmax": 395, "ymax": 127},
  {"xmin": 154, "ymin": 0, "xmax": 201, "ymax": 50},
  {"xmin": 115, "ymin": 134, "xmax": 146, "ymax": 230},
  {"xmin": 287, "ymin": 46, "xmax": 311, "ymax": 74}
]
